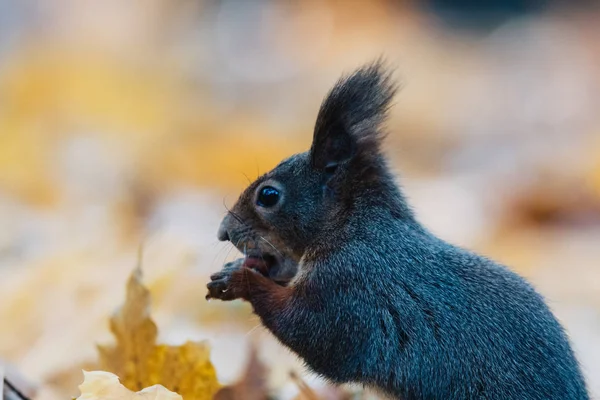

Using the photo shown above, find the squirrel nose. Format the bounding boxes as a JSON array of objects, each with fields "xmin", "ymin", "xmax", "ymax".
[
  {"xmin": 218, "ymin": 228, "xmax": 230, "ymax": 242},
  {"xmin": 217, "ymin": 215, "xmax": 231, "ymax": 242}
]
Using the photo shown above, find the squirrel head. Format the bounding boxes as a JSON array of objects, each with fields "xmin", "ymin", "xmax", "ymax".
[{"xmin": 218, "ymin": 61, "xmax": 408, "ymax": 281}]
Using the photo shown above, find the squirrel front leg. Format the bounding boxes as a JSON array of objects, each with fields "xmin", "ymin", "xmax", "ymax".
[
  {"xmin": 206, "ymin": 260, "xmax": 292, "ymax": 314},
  {"xmin": 206, "ymin": 263, "xmax": 324, "ymax": 364},
  {"xmin": 207, "ymin": 264, "xmax": 376, "ymax": 385}
]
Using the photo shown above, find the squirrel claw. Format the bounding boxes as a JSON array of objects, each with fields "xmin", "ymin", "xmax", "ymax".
[
  {"xmin": 207, "ymin": 277, "xmax": 232, "ymax": 300},
  {"xmin": 207, "ymin": 261, "xmax": 250, "ymax": 301}
]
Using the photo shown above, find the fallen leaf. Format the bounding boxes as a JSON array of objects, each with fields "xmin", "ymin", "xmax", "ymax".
[
  {"xmin": 213, "ymin": 343, "xmax": 269, "ymax": 400},
  {"xmin": 76, "ymin": 370, "xmax": 182, "ymax": 400},
  {"xmin": 97, "ymin": 264, "xmax": 220, "ymax": 400}
]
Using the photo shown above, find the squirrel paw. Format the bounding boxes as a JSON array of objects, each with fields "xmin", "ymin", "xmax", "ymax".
[{"xmin": 206, "ymin": 258, "xmax": 255, "ymax": 301}]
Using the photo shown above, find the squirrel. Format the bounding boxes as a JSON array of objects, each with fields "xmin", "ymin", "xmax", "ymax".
[{"xmin": 206, "ymin": 61, "xmax": 589, "ymax": 399}]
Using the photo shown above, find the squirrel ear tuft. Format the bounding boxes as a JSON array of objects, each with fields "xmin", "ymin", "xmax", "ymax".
[{"xmin": 310, "ymin": 59, "xmax": 398, "ymax": 170}]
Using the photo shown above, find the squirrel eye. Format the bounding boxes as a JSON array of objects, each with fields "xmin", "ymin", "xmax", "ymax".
[{"xmin": 257, "ymin": 186, "xmax": 280, "ymax": 208}]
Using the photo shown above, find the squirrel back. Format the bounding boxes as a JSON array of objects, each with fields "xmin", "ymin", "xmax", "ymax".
[{"xmin": 207, "ymin": 61, "xmax": 589, "ymax": 399}]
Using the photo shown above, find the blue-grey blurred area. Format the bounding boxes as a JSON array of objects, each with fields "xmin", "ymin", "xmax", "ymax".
[
  {"xmin": 0, "ymin": 0, "xmax": 28, "ymax": 57},
  {"xmin": 0, "ymin": 1, "xmax": 598, "ymax": 399}
]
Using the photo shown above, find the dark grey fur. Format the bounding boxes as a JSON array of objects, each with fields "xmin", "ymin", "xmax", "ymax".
[{"xmin": 207, "ymin": 61, "xmax": 589, "ymax": 399}]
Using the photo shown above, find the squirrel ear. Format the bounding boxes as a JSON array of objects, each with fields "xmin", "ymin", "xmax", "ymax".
[
  {"xmin": 310, "ymin": 120, "xmax": 355, "ymax": 169},
  {"xmin": 310, "ymin": 60, "xmax": 397, "ymax": 170}
]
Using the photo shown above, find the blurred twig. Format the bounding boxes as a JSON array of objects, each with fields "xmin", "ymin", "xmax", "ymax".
[
  {"xmin": 290, "ymin": 371, "xmax": 319, "ymax": 400},
  {"xmin": 3, "ymin": 378, "xmax": 32, "ymax": 400}
]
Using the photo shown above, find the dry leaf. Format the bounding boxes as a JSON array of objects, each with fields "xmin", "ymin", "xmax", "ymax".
[
  {"xmin": 76, "ymin": 370, "xmax": 182, "ymax": 400},
  {"xmin": 213, "ymin": 343, "xmax": 269, "ymax": 400},
  {"xmin": 97, "ymin": 266, "xmax": 220, "ymax": 400}
]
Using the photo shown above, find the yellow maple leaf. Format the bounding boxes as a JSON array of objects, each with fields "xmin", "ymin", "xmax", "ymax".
[
  {"xmin": 76, "ymin": 370, "xmax": 182, "ymax": 400},
  {"xmin": 97, "ymin": 265, "xmax": 220, "ymax": 400}
]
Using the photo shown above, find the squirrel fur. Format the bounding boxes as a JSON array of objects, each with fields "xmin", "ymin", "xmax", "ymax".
[{"xmin": 206, "ymin": 61, "xmax": 589, "ymax": 399}]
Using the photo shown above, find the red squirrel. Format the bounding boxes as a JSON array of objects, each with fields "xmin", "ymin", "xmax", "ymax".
[{"xmin": 206, "ymin": 61, "xmax": 589, "ymax": 399}]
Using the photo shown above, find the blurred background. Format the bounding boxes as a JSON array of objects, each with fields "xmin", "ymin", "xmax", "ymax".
[{"xmin": 0, "ymin": 0, "xmax": 599, "ymax": 398}]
